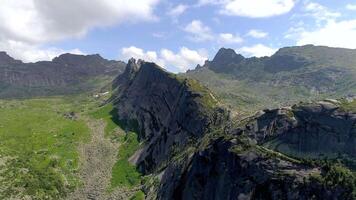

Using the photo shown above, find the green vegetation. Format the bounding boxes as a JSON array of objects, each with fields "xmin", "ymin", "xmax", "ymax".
[
  {"xmin": 185, "ymin": 78, "xmax": 218, "ymax": 109},
  {"xmin": 339, "ymin": 99, "xmax": 356, "ymax": 112},
  {"xmin": 0, "ymin": 98, "xmax": 90, "ymax": 199},
  {"xmin": 130, "ymin": 190, "xmax": 145, "ymax": 200},
  {"xmin": 90, "ymin": 103, "xmax": 142, "ymax": 189},
  {"xmin": 90, "ymin": 103, "xmax": 119, "ymax": 136},
  {"xmin": 111, "ymin": 131, "xmax": 141, "ymax": 188},
  {"xmin": 311, "ymin": 163, "xmax": 356, "ymax": 199}
]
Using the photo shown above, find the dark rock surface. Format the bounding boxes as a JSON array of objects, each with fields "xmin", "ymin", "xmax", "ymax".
[
  {"xmin": 157, "ymin": 138, "xmax": 349, "ymax": 200},
  {"xmin": 242, "ymin": 101, "xmax": 356, "ymax": 158},
  {"xmin": 111, "ymin": 59, "xmax": 228, "ymax": 173},
  {"xmin": 111, "ymin": 61, "xmax": 355, "ymax": 200}
]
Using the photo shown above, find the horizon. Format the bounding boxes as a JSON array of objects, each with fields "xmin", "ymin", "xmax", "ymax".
[
  {"xmin": 1, "ymin": 0, "xmax": 356, "ymax": 72},
  {"xmin": 1, "ymin": 43, "xmax": 353, "ymax": 71}
]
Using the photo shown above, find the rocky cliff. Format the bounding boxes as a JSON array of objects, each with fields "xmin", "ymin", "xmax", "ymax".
[
  {"xmin": 240, "ymin": 99, "xmax": 356, "ymax": 166},
  {"xmin": 111, "ymin": 59, "xmax": 227, "ymax": 173},
  {"xmin": 0, "ymin": 52, "xmax": 125, "ymax": 98},
  {"xmin": 111, "ymin": 60, "xmax": 355, "ymax": 200}
]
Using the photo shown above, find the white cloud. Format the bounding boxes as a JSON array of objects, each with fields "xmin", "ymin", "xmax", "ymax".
[
  {"xmin": 238, "ymin": 44, "xmax": 277, "ymax": 57},
  {"xmin": 346, "ymin": 4, "xmax": 356, "ymax": 10},
  {"xmin": 0, "ymin": 0, "xmax": 160, "ymax": 62},
  {"xmin": 0, "ymin": 40, "xmax": 84, "ymax": 62},
  {"xmin": 183, "ymin": 20, "xmax": 243, "ymax": 44},
  {"xmin": 247, "ymin": 29, "xmax": 268, "ymax": 38},
  {"xmin": 295, "ymin": 20, "xmax": 356, "ymax": 49},
  {"xmin": 199, "ymin": 0, "xmax": 295, "ymax": 18},
  {"xmin": 286, "ymin": 2, "xmax": 356, "ymax": 49},
  {"xmin": 167, "ymin": 4, "xmax": 188, "ymax": 17},
  {"xmin": 183, "ymin": 20, "xmax": 214, "ymax": 42},
  {"xmin": 121, "ymin": 46, "xmax": 162, "ymax": 65},
  {"xmin": 120, "ymin": 46, "xmax": 207, "ymax": 72},
  {"xmin": 304, "ymin": 2, "xmax": 340, "ymax": 23},
  {"xmin": 218, "ymin": 33, "xmax": 243, "ymax": 44}
]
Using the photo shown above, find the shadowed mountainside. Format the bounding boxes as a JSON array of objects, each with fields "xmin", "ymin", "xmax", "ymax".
[
  {"xmin": 109, "ymin": 60, "xmax": 356, "ymax": 200},
  {"xmin": 0, "ymin": 52, "xmax": 125, "ymax": 98}
]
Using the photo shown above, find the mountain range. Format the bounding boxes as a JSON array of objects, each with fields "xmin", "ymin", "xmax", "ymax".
[
  {"xmin": 185, "ymin": 45, "xmax": 356, "ymax": 115},
  {"xmin": 0, "ymin": 52, "xmax": 125, "ymax": 98},
  {"xmin": 0, "ymin": 45, "xmax": 355, "ymax": 199}
]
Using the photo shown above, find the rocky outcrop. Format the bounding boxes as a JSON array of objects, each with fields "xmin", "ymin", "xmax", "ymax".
[
  {"xmin": 0, "ymin": 52, "xmax": 125, "ymax": 98},
  {"xmin": 111, "ymin": 61, "xmax": 355, "ymax": 200},
  {"xmin": 111, "ymin": 59, "xmax": 228, "ymax": 173},
  {"xmin": 241, "ymin": 101, "xmax": 356, "ymax": 159},
  {"xmin": 0, "ymin": 52, "xmax": 22, "ymax": 65},
  {"xmin": 156, "ymin": 138, "xmax": 351, "ymax": 200},
  {"xmin": 204, "ymin": 48, "xmax": 245, "ymax": 73}
]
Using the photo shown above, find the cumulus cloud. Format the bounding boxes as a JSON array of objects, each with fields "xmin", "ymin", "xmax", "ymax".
[
  {"xmin": 120, "ymin": 46, "xmax": 207, "ymax": 72},
  {"xmin": 286, "ymin": 2, "xmax": 356, "ymax": 49},
  {"xmin": 218, "ymin": 33, "xmax": 243, "ymax": 44},
  {"xmin": 238, "ymin": 44, "xmax": 277, "ymax": 57},
  {"xmin": 346, "ymin": 4, "xmax": 356, "ymax": 11},
  {"xmin": 294, "ymin": 20, "xmax": 356, "ymax": 49},
  {"xmin": 199, "ymin": 0, "xmax": 295, "ymax": 18},
  {"xmin": 183, "ymin": 20, "xmax": 214, "ymax": 42},
  {"xmin": 246, "ymin": 30, "xmax": 268, "ymax": 38},
  {"xmin": 183, "ymin": 20, "xmax": 243, "ymax": 44},
  {"xmin": 0, "ymin": 40, "xmax": 83, "ymax": 62},
  {"xmin": 0, "ymin": 0, "xmax": 160, "ymax": 61},
  {"xmin": 167, "ymin": 4, "xmax": 189, "ymax": 17},
  {"xmin": 303, "ymin": 2, "xmax": 340, "ymax": 24}
]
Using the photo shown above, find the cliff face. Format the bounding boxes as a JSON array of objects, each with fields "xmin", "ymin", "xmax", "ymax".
[
  {"xmin": 0, "ymin": 52, "xmax": 125, "ymax": 98},
  {"xmin": 157, "ymin": 138, "xmax": 350, "ymax": 200},
  {"xmin": 242, "ymin": 100, "xmax": 356, "ymax": 159},
  {"xmin": 111, "ymin": 61, "xmax": 355, "ymax": 200},
  {"xmin": 112, "ymin": 59, "xmax": 227, "ymax": 173}
]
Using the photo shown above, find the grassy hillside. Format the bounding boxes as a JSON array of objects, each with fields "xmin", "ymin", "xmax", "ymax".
[
  {"xmin": 0, "ymin": 98, "xmax": 90, "ymax": 199},
  {"xmin": 185, "ymin": 45, "xmax": 356, "ymax": 116},
  {"xmin": 90, "ymin": 103, "xmax": 143, "ymax": 193}
]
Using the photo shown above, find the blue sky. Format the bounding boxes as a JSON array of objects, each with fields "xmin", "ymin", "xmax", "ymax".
[{"xmin": 1, "ymin": 0, "xmax": 356, "ymax": 72}]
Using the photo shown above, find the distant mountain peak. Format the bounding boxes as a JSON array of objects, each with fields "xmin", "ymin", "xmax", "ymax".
[
  {"xmin": 200, "ymin": 48, "xmax": 245, "ymax": 73},
  {"xmin": 52, "ymin": 53, "xmax": 105, "ymax": 64},
  {"xmin": 0, "ymin": 51, "xmax": 22, "ymax": 65},
  {"xmin": 213, "ymin": 48, "xmax": 244, "ymax": 63}
]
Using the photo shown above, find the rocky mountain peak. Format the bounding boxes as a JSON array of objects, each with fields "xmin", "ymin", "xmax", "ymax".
[
  {"xmin": 0, "ymin": 51, "xmax": 22, "ymax": 65},
  {"xmin": 111, "ymin": 60, "xmax": 225, "ymax": 173},
  {"xmin": 213, "ymin": 48, "xmax": 244, "ymax": 63},
  {"xmin": 201, "ymin": 48, "xmax": 245, "ymax": 73}
]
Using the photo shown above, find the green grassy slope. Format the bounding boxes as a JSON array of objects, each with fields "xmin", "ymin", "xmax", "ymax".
[
  {"xmin": 0, "ymin": 98, "xmax": 90, "ymax": 199},
  {"xmin": 90, "ymin": 103, "xmax": 143, "ymax": 190}
]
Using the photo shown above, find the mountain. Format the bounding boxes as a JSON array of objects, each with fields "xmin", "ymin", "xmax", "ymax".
[
  {"xmin": 110, "ymin": 60, "xmax": 356, "ymax": 199},
  {"xmin": 0, "ymin": 52, "xmax": 126, "ymax": 98},
  {"xmin": 111, "ymin": 59, "xmax": 226, "ymax": 173},
  {"xmin": 185, "ymin": 45, "xmax": 356, "ymax": 116}
]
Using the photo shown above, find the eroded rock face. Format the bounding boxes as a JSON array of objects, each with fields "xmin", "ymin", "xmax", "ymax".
[
  {"xmin": 112, "ymin": 59, "xmax": 227, "ymax": 173},
  {"xmin": 156, "ymin": 138, "xmax": 350, "ymax": 200},
  {"xmin": 242, "ymin": 101, "xmax": 356, "ymax": 158},
  {"xmin": 111, "ymin": 61, "xmax": 355, "ymax": 200}
]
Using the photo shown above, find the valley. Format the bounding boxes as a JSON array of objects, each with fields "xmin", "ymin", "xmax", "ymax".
[{"xmin": 0, "ymin": 46, "xmax": 355, "ymax": 199}]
